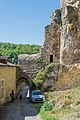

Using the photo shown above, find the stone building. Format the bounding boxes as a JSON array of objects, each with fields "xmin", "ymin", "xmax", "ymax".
[
  {"xmin": 41, "ymin": 9, "xmax": 61, "ymax": 65},
  {"xmin": 60, "ymin": 0, "xmax": 80, "ymax": 64},
  {"xmin": 0, "ymin": 63, "xmax": 16, "ymax": 105},
  {"xmin": 0, "ymin": 56, "xmax": 8, "ymax": 64}
]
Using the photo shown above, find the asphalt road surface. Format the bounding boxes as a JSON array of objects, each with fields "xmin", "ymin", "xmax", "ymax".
[{"xmin": 0, "ymin": 99, "xmax": 42, "ymax": 120}]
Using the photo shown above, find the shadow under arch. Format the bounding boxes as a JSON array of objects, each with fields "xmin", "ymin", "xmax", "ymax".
[
  {"xmin": 16, "ymin": 77, "xmax": 30, "ymax": 97},
  {"xmin": 16, "ymin": 77, "xmax": 29, "ymax": 87},
  {"xmin": 16, "ymin": 75, "xmax": 36, "ymax": 98}
]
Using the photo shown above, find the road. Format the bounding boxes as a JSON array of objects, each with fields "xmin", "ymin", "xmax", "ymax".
[{"xmin": 0, "ymin": 99, "xmax": 42, "ymax": 120}]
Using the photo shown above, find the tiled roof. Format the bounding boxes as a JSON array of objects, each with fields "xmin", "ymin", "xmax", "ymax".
[{"xmin": 0, "ymin": 62, "xmax": 16, "ymax": 67}]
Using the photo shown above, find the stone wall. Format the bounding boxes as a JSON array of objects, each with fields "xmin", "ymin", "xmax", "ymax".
[
  {"xmin": 41, "ymin": 63, "xmax": 80, "ymax": 91},
  {"xmin": 42, "ymin": 63, "xmax": 63, "ymax": 91},
  {"xmin": 16, "ymin": 66, "xmax": 33, "ymax": 92},
  {"xmin": 18, "ymin": 53, "xmax": 44, "ymax": 80},
  {"xmin": 0, "ymin": 64, "xmax": 16, "ymax": 105},
  {"xmin": 60, "ymin": 0, "xmax": 80, "ymax": 64},
  {"xmin": 41, "ymin": 9, "xmax": 61, "ymax": 65},
  {"xmin": 55, "ymin": 64, "xmax": 80, "ymax": 90}
]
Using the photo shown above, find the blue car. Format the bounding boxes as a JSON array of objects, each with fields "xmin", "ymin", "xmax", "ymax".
[{"xmin": 30, "ymin": 90, "xmax": 45, "ymax": 103}]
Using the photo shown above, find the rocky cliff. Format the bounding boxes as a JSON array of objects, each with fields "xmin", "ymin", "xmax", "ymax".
[
  {"xmin": 60, "ymin": 0, "xmax": 80, "ymax": 64},
  {"xmin": 39, "ymin": 0, "xmax": 80, "ymax": 91}
]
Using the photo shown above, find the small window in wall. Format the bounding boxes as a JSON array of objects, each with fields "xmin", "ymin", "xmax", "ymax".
[
  {"xmin": 0, "ymin": 80, "xmax": 4, "ymax": 99},
  {"xmin": 50, "ymin": 55, "xmax": 53, "ymax": 63}
]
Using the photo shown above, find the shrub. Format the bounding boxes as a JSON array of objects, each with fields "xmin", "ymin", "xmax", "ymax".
[
  {"xmin": 65, "ymin": 95, "xmax": 72, "ymax": 99},
  {"xmin": 75, "ymin": 101, "xmax": 80, "ymax": 105},
  {"xmin": 34, "ymin": 68, "xmax": 46, "ymax": 85},
  {"xmin": 40, "ymin": 110, "xmax": 58, "ymax": 120},
  {"xmin": 41, "ymin": 101, "xmax": 53, "ymax": 112},
  {"xmin": 34, "ymin": 63, "xmax": 60, "ymax": 89},
  {"xmin": 64, "ymin": 99, "xmax": 72, "ymax": 106}
]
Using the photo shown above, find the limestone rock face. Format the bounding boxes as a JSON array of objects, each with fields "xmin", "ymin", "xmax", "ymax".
[
  {"xmin": 60, "ymin": 0, "xmax": 80, "ymax": 64},
  {"xmin": 55, "ymin": 64, "xmax": 80, "ymax": 90}
]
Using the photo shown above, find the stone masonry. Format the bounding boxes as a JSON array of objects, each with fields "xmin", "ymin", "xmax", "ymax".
[
  {"xmin": 18, "ymin": 53, "xmax": 44, "ymax": 80},
  {"xmin": 41, "ymin": 9, "xmax": 61, "ymax": 65}
]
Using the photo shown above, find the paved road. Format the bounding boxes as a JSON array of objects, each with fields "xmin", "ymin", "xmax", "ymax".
[{"xmin": 0, "ymin": 99, "xmax": 42, "ymax": 120}]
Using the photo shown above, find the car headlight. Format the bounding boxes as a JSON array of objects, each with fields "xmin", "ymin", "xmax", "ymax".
[{"xmin": 32, "ymin": 96, "xmax": 35, "ymax": 99}]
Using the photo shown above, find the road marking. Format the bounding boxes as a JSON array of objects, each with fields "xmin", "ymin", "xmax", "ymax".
[{"xmin": 25, "ymin": 115, "xmax": 41, "ymax": 120}]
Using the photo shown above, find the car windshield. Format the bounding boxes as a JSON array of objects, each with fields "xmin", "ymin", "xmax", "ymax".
[{"xmin": 32, "ymin": 91, "xmax": 42, "ymax": 95}]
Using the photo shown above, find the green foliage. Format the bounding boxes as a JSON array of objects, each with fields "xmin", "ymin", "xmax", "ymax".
[
  {"xmin": 75, "ymin": 101, "xmax": 80, "ymax": 105},
  {"xmin": 46, "ymin": 62, "xmax": 58, "ymax": 70},
  {"xmin": 40, "ymin": 102, "xmax": 58, "ymax": 120},
  {"xmin": 55, "ymin": 9, "xmax": 62, "ymax": 26},
  {"xmin": 41, "ymin": 101, "xmax": 53, "ymax": 112},
  {"xmin": 64, "ymin": 95, "xmax": 72, "ymax": 99},
  {"xmin": 55, "ymin": 9, "xmax": 61, "ymax": 14},
  {"xmin": 40, "ymin": 110, "xmax": 58, "ymax": 120},
  {"xmin": 34, "ymin": 62, "xmax": 59, "ymax": 88},
  {"xmin": 0, "ymin": 42, "xmax": 42, "ymax": 64},
  {"xmin": 34, "ymin": 68, "xmax": 46, "ymax": 85},
  {"xmin": 35, "ymin": 58, "xmax": 43, "ymax": 63}
]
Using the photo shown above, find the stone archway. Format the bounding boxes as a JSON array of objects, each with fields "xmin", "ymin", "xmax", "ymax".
[
  {"xmin": 16, "ymin": 77, "xmax": 30, "ymax": 98},
  {"xmin": 16, "ymin": 66, "xmax": 36, "ymax": 98},
  {"xmin": 16, "ymin": 77, "xmax": 29, "ymax": 87}
]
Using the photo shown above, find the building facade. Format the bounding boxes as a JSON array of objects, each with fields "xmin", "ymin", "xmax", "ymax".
[{"xmin": 0, "ymin": 64, "xmax": 16, "ymax": 105}]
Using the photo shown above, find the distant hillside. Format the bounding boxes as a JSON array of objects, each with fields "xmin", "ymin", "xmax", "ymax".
[{"xmin": 0, "ymin": 42, "xmax": 42, "ymax": 64}]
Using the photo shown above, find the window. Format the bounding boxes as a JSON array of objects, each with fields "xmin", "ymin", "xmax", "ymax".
[
  {"xmin": 50, "ymin": 55, "xmax": 53, "ymax": 63},
  {"xmin": 0, "ymin": 80, "xmax": 4, "ymax": 99}
]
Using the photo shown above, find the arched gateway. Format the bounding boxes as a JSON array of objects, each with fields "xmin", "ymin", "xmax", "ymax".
[
  {"xmin": 16, "ymin": 67, "xmax": 34, "ymax": 97},
  {"xmin": 16, "ymin": 77, "xmax": 30, "ymax": 95}
]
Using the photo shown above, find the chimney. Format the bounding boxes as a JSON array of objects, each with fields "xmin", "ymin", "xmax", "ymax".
[{"xmin": 0, "ymin": 56, "xmax": 8, "ymax": 64}]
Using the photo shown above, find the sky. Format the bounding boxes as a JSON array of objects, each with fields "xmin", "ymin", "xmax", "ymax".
[{"xmin": 0, "ymin": 0, "xmax": 60, "ymax": 45}]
